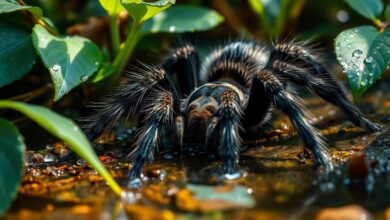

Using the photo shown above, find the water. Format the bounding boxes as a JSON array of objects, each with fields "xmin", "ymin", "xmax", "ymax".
[{"xmin": 4, "ymin": 82, "xmax": 390, "ymax": 220}]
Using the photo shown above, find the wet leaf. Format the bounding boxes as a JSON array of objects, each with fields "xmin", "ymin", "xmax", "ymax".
[
  {"xmin": 0, "ymin": 0, "xmax": 42, "ymax": 18},
  {"xmin": 121, "ymin": 0, "xmax": 175, "ymax": 23},
  {"xmin": 31, "ymin": 24, "xmax": 102, "ymax": 101},
  {"xmin": 335, "ymin": 25, "xmax": 390, "ymax": 100},
  {"xmin": 186, "ymin": 184, "xmax": 255, "ymax": 210},
  {"xmin": 385, "ymin": 4, "xmax": 390, "ymax": 21},
  {"xmin": 0, "ymin": 22, "xmax": 37, "ymax": 87},
  {"xmin": 345, "ymin": 0, "xmax": 383, "ymax": 20},
  {"xmin": 99, "ymin": 0, "xmax": 126, "ymax": 15},
  {"xmin": 0, "ymin": 100, "xmax": 122, "ymax": 196},
  {"xmin": 0, "ymin": 118, "xmax": 25, "ymax": 217},
  {"xmin": 142, "ymin": 5, "xmax": 224, "ymax": 34}
]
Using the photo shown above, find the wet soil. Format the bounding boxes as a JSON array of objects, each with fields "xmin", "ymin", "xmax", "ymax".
[{"xmin": 3, "ymin": 81, "xmax": 390, "ymax": 220}]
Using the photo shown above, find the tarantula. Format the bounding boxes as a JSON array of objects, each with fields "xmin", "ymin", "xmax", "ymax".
[{"xmin": 82, "ymin": 40, "xmax": 382, "ymax": 180}]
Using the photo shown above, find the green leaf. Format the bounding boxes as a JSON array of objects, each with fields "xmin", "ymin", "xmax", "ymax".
[
  {"xmin": 0, "ymin": 22, "xmax": 37, "ymax": 87},
  {"xmin": 88, "ymin": 62, "xmax": 114, "ymax": 83},
  {"xmin": 0, "ymin": 118, "xmax": 25, "ymax": 217},
  {"xmin": 385, "ymin": 4, "xmax": 390, "ymax": 21},
  {"xmin": 345, "ymin": 0, "xmax": 383, "ymax": 20},
  {"xmin": 99, "ymin": 0, "xmax": 125, "ymax": 15},
  {"xmin": 31, "ymin": 24, "xmax": 102, "ymax": 101},
  {"xmin": 335, "ymin": 25, "xmax": 390, "ymax": 100},
  {"xmin": 248, "ymin": 0, "xmax": 281, "ymax": 23},
  {"xmin": 0, "ymin": 100, "xmax": 122, "ymax": 196},
  {"xmin": 142, "ymin": 5, "xmax": 224, "ymax": 34},
  {"xmin": 187, "ymin": 184, "xmax": 255, "ymax": 208},
  {"xmin": 0, "ymin": 0, "xmax": 42, "ymax": 17},
  {"xmin": 121, "ymin": 0, "xmax": 175, "ymax": 23}
]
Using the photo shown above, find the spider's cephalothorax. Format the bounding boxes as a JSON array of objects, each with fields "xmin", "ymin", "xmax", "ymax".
[{"xmin": 82, "ymin": 41, "xmax": 382, "ymax": 180}]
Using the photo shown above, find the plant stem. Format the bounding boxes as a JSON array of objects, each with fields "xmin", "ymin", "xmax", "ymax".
[
  {"xmin": 17, "ymin": 0, "xmax": 59, "ymax": 36},
  {"xmin": 109, "ymin": 14, "xmax": 120, "ymax": 57},
  {"xmin": 109, "ymin": 21, "xmax": 143, "ymax": 87}
]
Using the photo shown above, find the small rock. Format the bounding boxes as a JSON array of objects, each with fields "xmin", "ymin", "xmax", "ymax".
[{"xmin": 316, "ymin": 205, "xmax": 372, "ymax": 220}]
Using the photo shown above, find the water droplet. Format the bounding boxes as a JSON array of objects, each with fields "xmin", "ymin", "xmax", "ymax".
[
  {"xmin": 52, "ymin": 64, "xmax": 60, "ymax": 72},
  {"xmin": 168, "ymin": 25, "xmax": 176, "ymax": 32},
  {"xmin": 360, "ymin": 80, "xmax": 367, "ymax": 86},
  {"xmin": 95, "ymin": 61, "xmax": 99, "ymax": 66},
  {"xmin": 352, "ymin": 50, "xmax": 363, "ymax": 58},
  {"xmin": 45, "ymin": 144, "xmax": 54, "ymax": 152},
  {"xmin": 73, "ymin": 126, "xmax": 79, "ymax": 132},
  {"xmin": 81, "ymin": 75, "xmax": 88, "ymax": 82},
  {"xmin": 347, "ymin": 44, "xmax": 352, "ymax": 48},
  {"xmin": 76, "ymin": 159, "xmax": 86, "ymax": 166},
  {"xmin": 44, "ymin": 154, "xmax": 57, "ymax": 163},
  {"xmin": 365, "ymin": 56, "xmax": 373, "ymax": 63}
]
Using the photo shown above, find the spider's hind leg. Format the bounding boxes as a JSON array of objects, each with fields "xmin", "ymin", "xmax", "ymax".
[
  {"xmin": 271, "ymin": 41, "xmax": 382, "ymax": 132},
  {"xmin": 252, "ymin": 69, "xmax": 333, "ymax": 170},
  {"xmin": 162, "ymin": 44, "xmax": 200, "ymax": 96}
]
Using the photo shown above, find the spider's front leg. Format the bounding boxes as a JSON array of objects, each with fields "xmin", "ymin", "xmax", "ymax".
[
  {"xmin": 217, "ymin": 90, "xmax": 243, "ymax": 174},
  {"xmin": 253, "ymin": 69, "xmax": 333, "ymax": 170},
  {"xmin": 126, "ymin": 86, "xmax": 177, "ymax": 181}
]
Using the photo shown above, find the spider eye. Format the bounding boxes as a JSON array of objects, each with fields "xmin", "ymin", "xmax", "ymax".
[
  {"xmin": 189, "ymin": 104, "xmax": 197, "ymax": 111},
  {"xmin": 206, "ymin": 106, "xmax": 216, "ymax": 114}
]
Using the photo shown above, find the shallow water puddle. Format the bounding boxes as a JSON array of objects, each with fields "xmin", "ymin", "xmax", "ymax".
[{"xmin": 4, "ymin": 82, "xmax": 390, "ymax": 220}]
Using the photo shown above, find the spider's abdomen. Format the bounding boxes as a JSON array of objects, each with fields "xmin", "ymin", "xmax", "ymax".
[{"xmin": 200, "ymin": 41, "xmax": 271, "ymax": 88}]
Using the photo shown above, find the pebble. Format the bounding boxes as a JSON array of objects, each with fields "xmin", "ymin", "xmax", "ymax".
[{"xmin": 316, "ymin": 205, "xmax": 372, "ymax": 220}]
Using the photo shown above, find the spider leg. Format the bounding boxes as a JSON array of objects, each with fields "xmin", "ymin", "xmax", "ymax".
[
  {"xmin": 271, "ymin": 41, "xmax": 382, "ymax": 132},
  {"xmin": 81, "ymin": 65, "xmax": 179, "ymax": 140},
  {"xmin": 253, "ymin": 69, "xmax": 333, "ymax": 170},
  {"xmin": 162, "ymin": 44, "xmax": 199, "ymax": 96},
  {"xmin": 217, "ymin": 90, "xmax": 243, "ymax": 174},
  {"xmin": 126, "ymin": 86, "xmax": 176, "ymax": 181}
]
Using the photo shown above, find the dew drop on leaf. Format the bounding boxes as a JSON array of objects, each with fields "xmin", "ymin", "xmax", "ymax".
[
  {"xmin": 81, "ymin": 75, "xmax": 88, "ymax": 82},
  {"xmin": 169, "ymin": 25, "xmax": 176, "ymax": 32},
  {"xmin": 52, "ymin": 64, "xmax": 60, "ymax": 72},
  {"xmin": 365, "ymin": 56, "xmax": 373, "ymax": 63},
  {"xmin": 352, "ymin": 50, "xmax": 363, "ymax": 58}
]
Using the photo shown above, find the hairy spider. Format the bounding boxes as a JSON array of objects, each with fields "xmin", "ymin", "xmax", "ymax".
[{"xmin": 82, "ymin": 40, "xmax": 382, "ymax": 180}]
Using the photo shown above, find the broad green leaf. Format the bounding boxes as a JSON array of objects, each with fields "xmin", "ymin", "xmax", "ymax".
[
  {"xmin": 0, "ymin": 22, "xmax": 37, "ymax": 87},
  {"xmin": 142, "ymin": 5, "xmax": 224, "ymax": 34},
  {"xmin": 88, "ymin": 62, "xmax": 114, "ymax": 83},
  {"xmin": 0, "ymin": 100, "xmax": 122, "ymax": 196},
  {"xmin": 335, "ymin": 25, "xmax": 390, "ymax": 100},
  {"xmin": 0, "ymin": 118, "xmax": 25, "ymax": 217},
  {"xmin": 345, "ymin": 0, "xmax": 383, "ymax": 20},
  {"xmin": 31, "ymin": 24, "xmax": 102, "ymax": 101},
  {"xmin": 0, "ymin": 0, "xmax": 42, "ymax": 17},
  {"xmin": 99, "ymin": 0, "xmax": 125, "ymax": 15},
  {"xmin": 121, "ymin": 0, "xmax": 175, "ymax": 23},
  {"xmin": 385, "ymin": 4, "xmax": 390, "ymax": 21},
  {"xmin": 187, "ymin": 184, "xmax": 255, "ymax": 209},
  {"xmin": 248, "ymin": 0, "xmax": 281, "ymax": 23}
]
